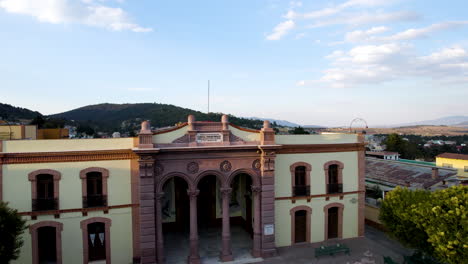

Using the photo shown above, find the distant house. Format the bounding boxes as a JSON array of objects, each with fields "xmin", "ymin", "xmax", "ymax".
[
  {"xmin": 436, "ymin": 153, "xmax": 468, "ymax": 183},
  {"xmin": 366, "ymin": 151, "xmax": 400, "ymax": 160}
]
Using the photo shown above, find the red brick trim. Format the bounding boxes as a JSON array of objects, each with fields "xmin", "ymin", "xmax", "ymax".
[
  {"xmin": 152, "ymin": 123, "xmax": 188, "ymax": 135},
  {"xmin": 323, "ymin": 160, "xmax": 344, "ymax": 193},
  {"xmin": 80, "ymin": 217, "xmax": 112, "ymax": 264},
  {"xmin": 289, "ymin": 162, "xmax": 311, "ymax": 196},
  {"xmin": 29, "ymin": 221, "xmax": 63, "ymax": 264},
  {"xmin": 19, "ymin": 203, "xmax": 136, "ymax": 217},
  {"xmin": 289, "ymin": 206, "xmax": 312, "ymax": 244},
  {"xmin": 28, "ymin": 169, "xmax": 61, "ymax": 208},
  {"xmin": 275, "ymin": 190, "xmax": 363, "ymax": 201},
  {"xmin": 226, "ymin": 168, "xmax": 261, "ymax": 187},
  {"xmin": 228, "ymin": 123, "xmax": 260, "ymax": 133},
  {"xmin": 157, "ymin": 172, "xmax": 195, "ymax": 192},
  {"xmin": 0, "ymin": 149, "xmax": 137, "ymax": 164},
  {"xmin": 79, "ymin": 167, "xmax": 110, "ymax": 200},
  {"xmin": 357, "ymin": 134, "xmax": 366, "ymax": 236},
  {"xmin": 323, "ymin": 203, "xmax": 344, "ymax": 240},
  {"xmin": 131, "ymin": 159, "xmax": 141, "ymax": 262},
  {"xmin": 277, "ymin": 143, "xmax": 365, "ymax": 154}
]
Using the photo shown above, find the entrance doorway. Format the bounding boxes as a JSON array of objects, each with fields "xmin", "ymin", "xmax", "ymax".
[
  {"xmin": 328, "ymin": 207, "xmax": 339, "ymax": 239},
  {"xmin": 87, "ymin": 222, "xmax": 106, "ymax": 261},
  {"xmin": 197, "ymin": 175, "xmax": 217, "ymax": 227},
  {"xmin": 162, "ymin": 177, "xmax": 190, "ymax": 263},
  {"xmin": 38, "ymin": 226, "xmax": 56, "ymax": 264},
  {"xmin": 294, "ymin": 210, "xmax": 307, "ymax": 243}
]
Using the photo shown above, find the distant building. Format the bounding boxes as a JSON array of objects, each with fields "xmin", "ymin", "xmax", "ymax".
[
  {"xmin": 37, "ymin": 128, "xmax": 69, "ymax": 139},
  {"xmin": 436, "ymin": 153, "xmax": 468, "ymax": 183},
  {"xmin": 0, "ymin": 124, "xmax": 37, "ymax": 140},
  {"xmin": 365, "ymin": 151, "xmax": 399, "ymax": 160}
]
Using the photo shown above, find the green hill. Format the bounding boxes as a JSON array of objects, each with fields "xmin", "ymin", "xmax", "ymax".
[
  {"xmin": 0, "ymin": 103, "xmax": 42, "ymax": 121},
  {"xmin": 51, "ymin": 103, "xmax": 264, "ymax": 132}
]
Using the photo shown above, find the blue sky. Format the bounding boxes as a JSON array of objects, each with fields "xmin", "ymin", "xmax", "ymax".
[{"xmin": 1, "ymin": 0, "xmax": 467, "ymax": 127}]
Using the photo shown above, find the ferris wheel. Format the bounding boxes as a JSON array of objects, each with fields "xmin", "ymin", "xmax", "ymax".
[{"xmin": 349, "ymin": 118, "xmax": 368, "ymax": 133}]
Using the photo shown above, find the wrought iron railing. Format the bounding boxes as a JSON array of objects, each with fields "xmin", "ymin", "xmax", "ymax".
[
  {"xmin": 327, "ymin": 183, "xmax": 343, "ymax": 194},
  {"xmin": 83, "ymin": 194, "xmax": 108, "ymax": 208},
  {"xmin": 32, "ymin": 198, "xmax": 58, "ymax": 211},
  {"xmin": 293, "ymin": 185, "xmax": 310, "ymax": 197}
]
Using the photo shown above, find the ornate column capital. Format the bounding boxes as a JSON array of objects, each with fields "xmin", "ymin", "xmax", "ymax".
[
  {"xmin": 220, "ymin": 188, "xmax": 232, "ymax": 199},
  {"xmin": 187, "ymin": 190, "xmax": 200, "ymax": 200},
  {"xmin": 155, "ymin": 192, "xmax": 165, "ymax": 201},
  {"xmin": 251, "ymin": 186, "xmax": 262, "ymax": 193}
]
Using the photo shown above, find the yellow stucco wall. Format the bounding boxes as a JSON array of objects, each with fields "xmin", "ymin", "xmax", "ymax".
[
  {"xmin": 2, "ymin": 138, "xmax": 135, "ymax": 153},
  {"xmin": 153, "ymin": 126, "xmax": 188, "ymax": 144},
  {"xmin": 13, "ymin": 209, "xmax": 133, "ymax": 264},
  {"xmin": 4, "ymin": 160, "xmax": 134, "ymax": 264},
  {"xmin": 276, "ymin": 134, "xmax": 358, "ymax": 144},
  {"xmin": 275, "ymin": 195, "xmax": 359, "ymax": 247},
  {"xmin": 274, "ymin": 152, "xmax": 360, "ymax": 247},
  {"xmin": 275, "ymin": 152, "xmax": 359, "ymax": 197},
  {"xmin": 365, "ymin": 205, "xmax": 381, "ymax": 224},
  {"xmin": 436, "ymin": 157, "xmax": 468, "ymax": 177},
  {"xmin": 228, "ymin": 125, "xmax": 260, "ymax": 142},
  {"xmin": 25, "ymin": 125, "xmax": 37, "ymax": 139}
]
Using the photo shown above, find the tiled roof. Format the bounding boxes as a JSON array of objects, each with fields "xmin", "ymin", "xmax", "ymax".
[
  {"xmin": 436, "ymin": 153, "xmax": 468, "ymax": 161},
  {"xmin": 366, "ymin": 157, "xmax": 457, "ymax": 189}
]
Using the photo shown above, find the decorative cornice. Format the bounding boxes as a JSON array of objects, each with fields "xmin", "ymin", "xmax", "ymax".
[
  {"xmin": 19, "ymin": 203, "xmax": 137, "ymax": 217},
  {"xmin": 153, "ymin": 123, "xmax": 188, "ymax": 135},
  {"xmin": 0, "ymin": 149, "xmax": 137, "ymax": 164},
  {"xmin": 275, "ymin": 190, "xmax": 364, "ymax": 201},
  {"xmin": 228, "ymin": 124, "xmax": 260, "ymax": 133},
  {"xmin": 277, "ymin": 143, "xmax": 365, "ymax": 154}
]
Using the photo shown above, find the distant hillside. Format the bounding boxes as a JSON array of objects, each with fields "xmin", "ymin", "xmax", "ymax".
[
  {"xmin": 392, "ymin": 116, "xmax": 468, "ymax": 127},
  {"xmin": 0, "ymin": 103, "xmax": 42, "ymax": 121},
  {"xmin": 51, "ymin": 103, "xmax": 265, "ymax": 132},
  {"xmin": 250, "ymin": 117, "xmax": 301, "ymax": 127}
]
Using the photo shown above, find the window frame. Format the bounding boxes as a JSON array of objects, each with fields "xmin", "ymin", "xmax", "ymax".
[
  {"xmin": 289, "ymin": 162, "xmax": 312, "ymax": 197},
  {"xmin": 80, "ymin": 167, "xmax": 109, "ymax": 208},
  {"xmin": 28, "ymin": 169, "xmax": 61, "ymax": 212}
]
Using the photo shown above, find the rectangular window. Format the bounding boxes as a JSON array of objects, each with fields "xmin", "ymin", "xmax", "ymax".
[
  {"xmin": 464, "ymin": 166, "xmax": 468, "ymax": 172},
  {"xmin": 442, "ymin": 163, "xmax": 453, "ymax": 168}
]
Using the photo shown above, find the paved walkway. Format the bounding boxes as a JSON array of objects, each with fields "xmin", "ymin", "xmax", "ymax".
[{"xmin": 256, "ymin": 225, "xmax": 413, "ymax": 264}]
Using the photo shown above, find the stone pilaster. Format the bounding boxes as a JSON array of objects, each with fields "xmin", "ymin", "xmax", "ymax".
[
  {"xmin": 259, "ymin": 147, "xmax": 277, "ymax": 258},
  {"xmin": 155, "ymin": 192, "xmax": 165, "ymax": 264},
  {"xmin": 251, "ymin": 186, "xmax": 262, "ymax": 258},
  {"xmin": 138, "ymin": 156, "xmax": 157, "ymax": 264}
]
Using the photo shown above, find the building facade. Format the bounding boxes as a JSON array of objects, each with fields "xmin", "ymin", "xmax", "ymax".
[
  {"xmin": 436, "ymin": 153, "xmax": 468, "ymax": 180},
  {"xmin": 0, "ymin": 115, "xmax": 365, "ymax": 264}
]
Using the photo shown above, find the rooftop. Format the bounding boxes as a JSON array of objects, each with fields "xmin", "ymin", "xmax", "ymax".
[
  {"xmin": 366, "ymin": 157, "xmax": 457, "ymax": 189},
  {"xmin": 436, "ymin": 152, "xmax": 468, "ymax": 161}
]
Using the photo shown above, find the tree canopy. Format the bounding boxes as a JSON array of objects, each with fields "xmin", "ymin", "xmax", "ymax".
[
  {"xmin": 0, "ymin": 201, "xmax": 27, "ymax": 263},
  {"xmin": 380, "ymin": 186, "xmax": 467, "ymax": 264}
]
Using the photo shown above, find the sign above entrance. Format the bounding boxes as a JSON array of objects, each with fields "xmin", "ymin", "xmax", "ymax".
[{"xmin": 196, "ymin": 133, "xmax": 223, "ymax": 143}]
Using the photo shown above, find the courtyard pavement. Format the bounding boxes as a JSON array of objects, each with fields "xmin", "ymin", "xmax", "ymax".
[
  {"xmin": 255, "ymin": 225, "xmax": 413, "ymax": 264},
  {"xmin": 164, "ymin": 225, "xmax": 413, "ymax": 264}
]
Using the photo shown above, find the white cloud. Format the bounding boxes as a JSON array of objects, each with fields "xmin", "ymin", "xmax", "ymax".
[
  {"xmin": 345, "ymin": 26, "xmax": 389, "ymax": 42},
  {"xmin": 344, "ymin": 21, "xmax": 468, "ymax": 43},
  {"xmin": 317, "ymin": 44, "xmax": 468, "ymax": 87},
  {"xmin": 0, "ymin": 0, "xmax": 152, "ymax": 32},
  {"xmin": 266, "ymin": 20, "xmax": 295, "ymax": 40},
  {"xmin": 309, "ymin": 11, "xmax": 419, "ymax": 28}
]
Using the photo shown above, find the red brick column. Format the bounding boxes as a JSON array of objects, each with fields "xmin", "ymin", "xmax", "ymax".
[
  {"xmin": 188, "ymin": 190, "xmax": 201, "ymax": 264},
  {"xmin": 155, "ymin": 192, "xmax": 165, "ymax": 263},
  {"xmin": 220, "ymin": 187, "xmax": 233, "ymax": 261},
  {"xmin": 138, "ymin": 156, "xmax": 157, "ymax": 264},
  {"xmin": 252, "ymin": 186, "xmax": 262, "ymax": 257}
]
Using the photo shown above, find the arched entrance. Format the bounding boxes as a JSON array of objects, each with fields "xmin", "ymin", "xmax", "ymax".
[{"xmin": 160, "ymin": 176, "xmax": 191, "ymax": 264}]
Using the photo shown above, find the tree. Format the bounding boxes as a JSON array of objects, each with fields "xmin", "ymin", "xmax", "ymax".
[
  {"xmin": 0, "ymin": 201, "xmax": 27, "ymax": 263},
  {"xmin": 380, "ymin": 186, "xmax": 468, "ymax": 264},
  {"xmin": 289, "ymin": 126, "xmax": 310, "ymax": 134}
]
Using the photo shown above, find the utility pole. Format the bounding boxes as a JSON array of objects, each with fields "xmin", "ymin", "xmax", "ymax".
[{"xmin": 208, "ymin": 80, "xmax": 210, "ymax": 113}]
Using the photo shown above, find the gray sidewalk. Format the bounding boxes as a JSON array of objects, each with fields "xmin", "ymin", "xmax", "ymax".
[{"xmin": 256, "ymin": 225, "xmax": 413, "ymax": 264}]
